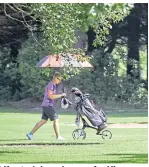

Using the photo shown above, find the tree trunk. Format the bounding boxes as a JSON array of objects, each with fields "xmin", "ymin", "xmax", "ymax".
[
  {"xmin": 86, "ymin": 28, "xmax": 96, "ymax": 53},
  {"xmin": 105, "ymin": 24, "xmax": 117, "ymax": 54},
  {"xmin": 127, "ymin": 4, "xmax": 141, "ymax": 79}
]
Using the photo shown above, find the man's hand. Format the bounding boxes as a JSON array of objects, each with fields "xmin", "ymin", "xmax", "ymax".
[
  {"xmin": 48, "ymin": 90, "xmax": 66, "ymax": 99},
  {"xmin": 61, "ymin": 93, "xmax": 66, "ymax": 97}
]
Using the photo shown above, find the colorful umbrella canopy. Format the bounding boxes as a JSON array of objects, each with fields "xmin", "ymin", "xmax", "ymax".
[{"xmin": 36, "ymin": 53, "xmax": 93, "ymax": 68}]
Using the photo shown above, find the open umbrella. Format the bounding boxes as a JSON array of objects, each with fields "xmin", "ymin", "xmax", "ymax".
[{"xmin": 36, "ymin": 53, "xmax": 93, "ymax": 68}]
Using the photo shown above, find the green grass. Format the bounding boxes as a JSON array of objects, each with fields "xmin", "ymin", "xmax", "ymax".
[{"xmin": 0, "ymin": 107, "xmax": 148, "ymax": 163}]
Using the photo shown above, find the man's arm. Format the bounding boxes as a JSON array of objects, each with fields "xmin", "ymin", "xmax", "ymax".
[{"xmin": 48, "ymin": 90, "xmax": 66, "ymax": 99}]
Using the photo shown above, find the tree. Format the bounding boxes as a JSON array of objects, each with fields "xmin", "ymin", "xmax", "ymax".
[
  {"xmin": 127, "ymin": 4, "xmax": 142, "ymax": 79},
  {"xmin": 0, "ymin": 3, "xmax": 136, "ymax": 102},
  {"xmin": 86, "ymin": 3, "xmax": 148, "ymax": 89},
  {"xmin": 28, "ymin": 3, "xmax": 131, "ymax": 53}
]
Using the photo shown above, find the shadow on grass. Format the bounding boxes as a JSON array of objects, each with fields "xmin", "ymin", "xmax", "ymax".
[
  {"xmin": 21, "ymin": 153, "xmax": 148, "ymax": 163},
  {"xmin": 0, "ymin": 142, "xmax": 104, "ymax": 146},
  {"xmin": 102, "ymin": 153, "xmax": 148, "ymax": 163},
  {"xmin": 0, "ymin": 150, "xmax": 22, "ymax": 154}
]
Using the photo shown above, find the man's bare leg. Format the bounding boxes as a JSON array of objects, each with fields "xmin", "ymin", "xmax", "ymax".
[
  {"xmin": 31, "ymin": 119, "xmax": 47, "ymax": 134},
  {"xmin": 53, "ymin": 118, "xmax": 60, "ymax": 138},
  {"xmin": 26, "ymin": 119, "xmax": 47, "ymax": 140}
]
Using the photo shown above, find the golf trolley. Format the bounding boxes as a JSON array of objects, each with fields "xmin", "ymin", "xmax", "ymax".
[
  {"xmin": 61, "ymin": 88, "xmax": 113, "ymax": 140},
  {"xmin": 72, "ymin": 115, "xmax": 112, "ymax": 140}
]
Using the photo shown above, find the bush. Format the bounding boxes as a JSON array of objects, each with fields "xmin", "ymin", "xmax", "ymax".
[{"xmin": 69, "ymin": 49, "xmax": 148, "ymax": 108}]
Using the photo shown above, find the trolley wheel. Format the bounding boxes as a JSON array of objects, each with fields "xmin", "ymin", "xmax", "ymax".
[
  {"xmin": 72, "ymin": 129, "xmax": 86, "ymax": 140},
  {"xmin": 101, "ymin": 130, "xmax": 112, "ymax": 139}
]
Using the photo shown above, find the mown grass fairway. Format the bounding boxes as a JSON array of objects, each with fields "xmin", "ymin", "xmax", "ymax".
[{"xmin": 0, "ymin": 108, "xmax": 148, "ymax": 163}]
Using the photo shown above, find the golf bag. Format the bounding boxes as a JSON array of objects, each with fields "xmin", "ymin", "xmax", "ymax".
[{"xmin": 71, "ymin": 88, "xmax": 107, "ymax": 129}]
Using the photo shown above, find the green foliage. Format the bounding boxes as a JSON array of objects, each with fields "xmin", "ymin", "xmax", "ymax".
[
  {"xmin": 111, "ymin": 45, "xmax": 127, "ymax": 76},
  {"xmin": 27, "ymin": 3, "xmax": 132, "ymax": 80},
  {"xmin": 139, "ymin": 46, "xmax": 147, "ymax": 80},
  {"xmin": 30, "ymin": 4, "xmax": 85, "ymax": 54},
  {"xmin": 112, "ymin": 44, "xmax": 148, "ymax": 80},
  {"xmin": 29, "ymin": 3, "xmax": 131, "ymax": 53},
  {"xmin": 0, "ymin": 47, "xmax": 18, "ymax": 100},
  {"xmin": 69, "ymin": 49, "xmax": 147, "ymax": 108},
  {"xmin": 17, "ymin": 35, "xmax": 51, "ymax": 99},
  {"xmin": 0, "ymin": 86, "xmax": 12, "ymax": 101},
  {"xmin": 1, "ymin": 3, "xmax": 147, "ymax": 109},
  {"xmin": 85, "ymin": 3, "xmax": 132, "ymax": 47}
]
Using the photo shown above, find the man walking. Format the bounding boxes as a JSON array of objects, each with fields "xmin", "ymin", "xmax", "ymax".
[{"xmin": 26, "ymin": 72, "xmax": 66, "ymax": 140}]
